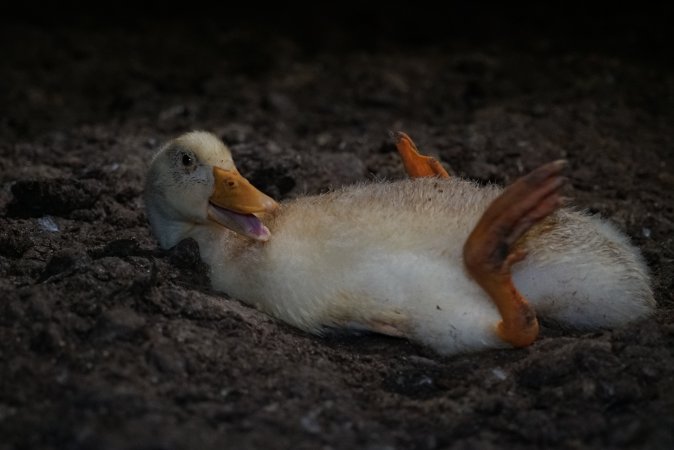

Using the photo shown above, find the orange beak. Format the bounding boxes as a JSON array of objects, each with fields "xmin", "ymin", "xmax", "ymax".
[
  {"xmin": 207, "ymin": 166, "xmax": 278, "ymax": 241},
  {"xmin": 209, "ymin": 166, "xmax": 278, "ymax": 214}
]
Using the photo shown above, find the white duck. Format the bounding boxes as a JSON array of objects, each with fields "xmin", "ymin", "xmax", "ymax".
[{"xmin": 144, "ymin": 131, "xmax": 654, "ymax": 355}]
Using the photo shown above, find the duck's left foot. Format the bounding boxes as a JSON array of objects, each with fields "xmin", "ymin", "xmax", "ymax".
[
  {"xmin": 463, "ymin": 160, "xmax": 568, "ymax": 347},
  {"xmin": 393, "ymin": 132, "xmax": 450, "ymax": 179}
]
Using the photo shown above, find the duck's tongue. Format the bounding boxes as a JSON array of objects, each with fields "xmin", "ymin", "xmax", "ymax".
[
  {"xmin": 206, "ymin": 166, "xmax": 278, "ymax": 241},
  {"xmin": 207, "ymin": 203, "xmax": 271, "ymax": 241}
]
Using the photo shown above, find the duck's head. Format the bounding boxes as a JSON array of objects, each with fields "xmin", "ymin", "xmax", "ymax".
[{"xmin": 144, "ymin": 131, "xmax": 278, "ymax": 249}]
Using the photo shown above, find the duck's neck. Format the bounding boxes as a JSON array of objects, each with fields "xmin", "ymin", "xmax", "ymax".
[
  {"xmin": 184, "ymin": 224, "xmax": 231, "ymax": 257},
  {"xmin": 144, "ymin": 190, "xmax": 194, "ymax": 249},
  {"xmin": 184, "ymin": 224, "xmax": 260, "ymax": 299},
  {"xmin": 146, "ymin": 212, "xmax": 189, "ymax": 251}
]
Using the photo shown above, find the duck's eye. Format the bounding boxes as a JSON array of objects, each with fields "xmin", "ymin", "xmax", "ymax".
[{"xmin": 182, "ymin": 154, "xmax": 193, "ymax": 166}]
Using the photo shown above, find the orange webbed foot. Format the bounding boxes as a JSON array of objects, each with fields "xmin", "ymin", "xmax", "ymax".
[
  {"xmin": 393, "ymin": 131, "xmax": 450, "ymax": 179},
  {"xmin": 463, "ymin": 160, "xmax": 568, "ymax": 347}
]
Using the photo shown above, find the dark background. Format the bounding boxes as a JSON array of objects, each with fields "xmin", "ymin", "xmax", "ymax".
[{"xmin": 3, "ymin": 2, "xmax": 673, "ymax": 138}]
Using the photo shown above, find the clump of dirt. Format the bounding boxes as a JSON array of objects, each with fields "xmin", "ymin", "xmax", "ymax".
[{"xmin": 1, "ymin": 12, "xmax": 673, "ymax": 450}]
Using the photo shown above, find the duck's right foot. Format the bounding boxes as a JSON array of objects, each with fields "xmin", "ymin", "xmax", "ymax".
[
  {"xmin": 463, "ymin": 160, "xmax": 568, "ymax": 347},
  {"xmin": 393, "ymin": 131, "xmax": 450, "ymax": 179}
]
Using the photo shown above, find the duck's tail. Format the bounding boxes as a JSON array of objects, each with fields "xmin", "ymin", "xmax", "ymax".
[{"xmin": 514, "ymin": 211, "xmax": 655, "ymax": 329}]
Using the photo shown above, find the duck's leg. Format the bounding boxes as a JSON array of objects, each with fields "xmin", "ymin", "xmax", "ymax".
[
  {"xmin": 463, "ymin": 161, "xmax": 567, "ymax": 347},
  {"xmin": 394, "ymin": 131, "xmax": 450, "ymax": 179}
]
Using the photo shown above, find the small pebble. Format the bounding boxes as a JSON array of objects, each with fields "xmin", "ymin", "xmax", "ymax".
[
  {"xmin": 38, "ymin": 216, "xmax": 59, "ymax": 232},
  {"xmin": 300, "ymin": 408, "xmax": 322, "ymax": 434},
  {"xmin": 491, "ymin": 367, "xmax": 507, "ymax": 381}
]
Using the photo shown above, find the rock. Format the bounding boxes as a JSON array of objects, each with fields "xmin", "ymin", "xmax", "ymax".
[
  {"xmin": 7, "ymin": 178, "xmax": 103, "ymax": 218},
  {"xmin": 28, "ymin": 295, "xmax": 52, "ymax": 320},
  {"xmin": 263, "ymin": 92, "xmax": 297, "ymax": 116},
  {"xmin": 98, "ymin": 238, "xmax": 141, "ymax": 258},
  {"xmin": 232, "ymin": 141, "xmax": 301, "ymax": 198},
  {"xmin": 658, "ymin": 172, "xmax": 674, "ymax": 188},
  {"xmin": 147, "ymin": 342, "xmax": 186, "ymax": 375},
  {"xmin": 219, "ymin": 123, "xmax": 254, "ymax": 144},
  {"xmin": 30, "ymin": 323, "xmax": 65, "ymax": 353},
  {"xmin": 167, "ymin": 238, "xmax": 202, "ymax": 270},
  {"xmin": 167, "ymin": 238, "xmax": 210, "ymax": 288},
  {"xmin": 39, "ymin": 248, "xmax": 90, "ymax": 281},
  {"xmin": 93, "ymin": 307, "xmax": 146, "ymax": 342},
  {"xmin": 0, "ymin": 228, "xmax": 35, "ymax": 258}
]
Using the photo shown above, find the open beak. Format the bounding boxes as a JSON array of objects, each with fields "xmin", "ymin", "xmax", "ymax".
[{"xmin": 207, "ymin": 166, "xmax": 279, "ymax": 241}]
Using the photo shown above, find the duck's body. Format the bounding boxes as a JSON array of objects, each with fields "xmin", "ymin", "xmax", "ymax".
[
  {"xmin": 145, "ymin": 131, "xmax": 655, "ymax": 355},
  {"xmin": 187, "ymin": 177, "xmax": 652, "ymax": 354}
]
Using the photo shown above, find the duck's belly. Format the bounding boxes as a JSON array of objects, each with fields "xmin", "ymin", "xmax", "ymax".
[{"xmin": 231, "ymin": 240, "xmax": 505, "ymax": 353}]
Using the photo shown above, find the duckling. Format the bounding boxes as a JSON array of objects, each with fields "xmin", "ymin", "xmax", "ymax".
[{"xmin": 144, "ymin": 131, "xmax": 654, "ymax": 355}]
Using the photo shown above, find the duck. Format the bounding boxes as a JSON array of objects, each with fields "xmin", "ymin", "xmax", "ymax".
[{"xmin": 144, "ymin": 130, "xmax": 655, "ymax": 355}]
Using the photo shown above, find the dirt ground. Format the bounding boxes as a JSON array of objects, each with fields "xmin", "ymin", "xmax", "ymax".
[{"xmin": 1, "ymin": 8, "xmax": 673, "ymax": 450}]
